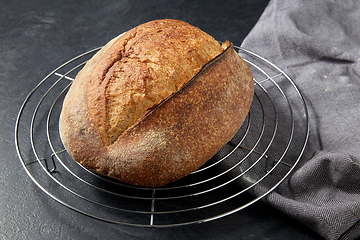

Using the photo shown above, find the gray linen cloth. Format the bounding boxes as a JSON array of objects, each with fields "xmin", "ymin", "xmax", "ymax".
[{"xmin": 239, "ymin": 0, "xmax": 360, "ymax": 239}]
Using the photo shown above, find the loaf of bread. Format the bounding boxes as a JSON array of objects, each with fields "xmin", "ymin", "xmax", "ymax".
[{"xmin": 59, "ymin": 19, "xmax": 254, "ymax": 186}]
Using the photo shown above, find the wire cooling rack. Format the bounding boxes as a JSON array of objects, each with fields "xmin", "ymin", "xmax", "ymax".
[{"xmin": 15, "ymin": 44, "xmax": 309, "ymax": 227}]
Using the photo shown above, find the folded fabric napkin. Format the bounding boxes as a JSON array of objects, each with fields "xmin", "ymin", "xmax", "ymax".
[{"xmin": 239, "ymin": 0, "xmax": 360, "ymax": 239}]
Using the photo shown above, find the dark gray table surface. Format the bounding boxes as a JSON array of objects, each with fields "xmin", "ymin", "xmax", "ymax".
[{"xmin": 1, "ymin": 0, "xmax": 323, "ymax": 239}]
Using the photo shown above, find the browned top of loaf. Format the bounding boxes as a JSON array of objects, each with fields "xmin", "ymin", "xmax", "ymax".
[{"xmin": 86, "ymin": 19, "xmax": 228, "ymax": 146}]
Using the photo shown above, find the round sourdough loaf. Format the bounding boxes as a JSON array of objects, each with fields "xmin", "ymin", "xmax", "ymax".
[{"xmin": 59, "ymin": 19, "xmax": 254, "ymax": 186}]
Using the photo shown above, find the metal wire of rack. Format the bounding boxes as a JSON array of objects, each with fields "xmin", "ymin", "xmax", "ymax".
[{"xmin": 15, "ymin": 44, "xmax": 309, "ymax": 227}]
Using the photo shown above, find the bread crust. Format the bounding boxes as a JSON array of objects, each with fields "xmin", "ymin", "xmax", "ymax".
[
  {"xmin": 59, "ymin": 20, "xmax": 254, "ymax": 186},
  {"xmin": 85, "ymin": 19, "xmax": 226, "ymax": 146}
]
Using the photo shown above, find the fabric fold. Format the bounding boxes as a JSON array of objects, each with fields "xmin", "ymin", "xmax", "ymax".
[{"xmin": 239, "ymin": 0, "xmax": 360, "ymax": 239}]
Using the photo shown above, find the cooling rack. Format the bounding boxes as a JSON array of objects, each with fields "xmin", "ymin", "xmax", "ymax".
[{"xmin": 15, "ymin": 44, "xmax": 309, "ymax": 227}]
